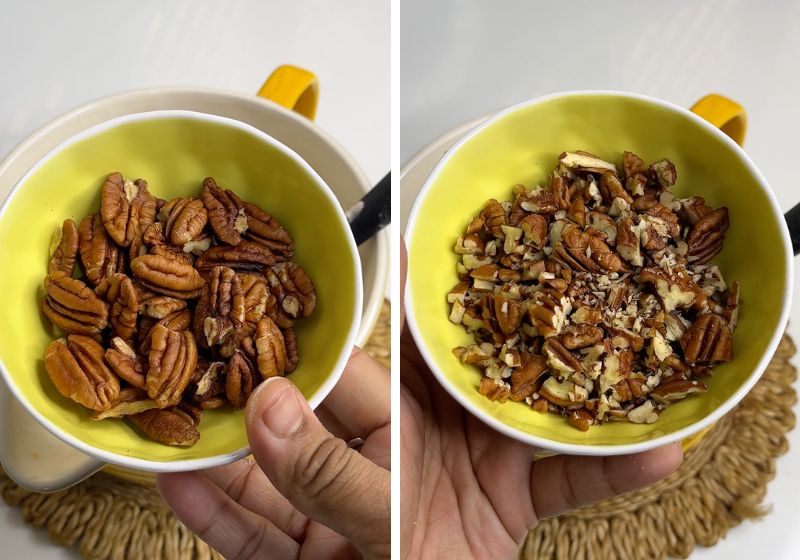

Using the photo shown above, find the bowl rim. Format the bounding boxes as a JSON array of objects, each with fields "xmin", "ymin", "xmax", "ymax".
[
  {"xmin": 0, "ymin": 86, "xmax": 388, "ymax": 349},
  {"xmin": 404, "ymin": 89, "xmax": 794, "ymax": 456},
  {"xmin": 0, "ymin": 109, "xmax": 363, "ymax": 471}
]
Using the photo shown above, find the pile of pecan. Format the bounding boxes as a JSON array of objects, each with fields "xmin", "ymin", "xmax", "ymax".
[
  {"xmin": 449, "ymin": 151, "xmax": 739, "ymax": 431},
  {"xmin": 42, "ymin": 173, "xmax": 316, "ymax": 446}
]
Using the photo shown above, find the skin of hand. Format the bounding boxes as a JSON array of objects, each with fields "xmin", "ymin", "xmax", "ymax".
[
  {"xmin": 400, "ymin": 240, "xmax": 684, "ymax": 559},
  {"xmin": 157, "ymin": 348, "xmax": 391, "ymax": 560}
]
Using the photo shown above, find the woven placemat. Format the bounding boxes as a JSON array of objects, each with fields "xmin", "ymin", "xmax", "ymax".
[
  {"xmin": 521, "ymin": 333, "xmax": 797, "ymax": 560},
  {"xmin": 0, "ymin": 300, "xmax": 390, "ymax": 560}
]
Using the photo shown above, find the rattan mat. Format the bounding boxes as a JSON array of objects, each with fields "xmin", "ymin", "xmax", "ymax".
[{"xmin": 0, "ymin": 311, "xmax": 795, "ymax": 560}]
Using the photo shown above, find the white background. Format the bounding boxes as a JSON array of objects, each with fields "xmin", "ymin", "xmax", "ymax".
[
  {"xmin": 402, "ymin": 0, "xmax": 800, "ymax": 558},
  {"xmin": 0, "ymin": 0, "xmax": 388, "ymax": 558}
]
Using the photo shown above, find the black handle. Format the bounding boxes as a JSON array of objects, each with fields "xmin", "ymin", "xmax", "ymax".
[
  {"xmin": 786, "ymin": 203, "xmax": 800, "ymax": 256},
  {"xmin": 347, "ymin": 173, "xmax": 391, "ymax": 245}
]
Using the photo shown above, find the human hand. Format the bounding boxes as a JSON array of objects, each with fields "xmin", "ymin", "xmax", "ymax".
[
  {"xmin": 399, "ymin": 240, "xmax": 683, "ymax": 559},
  {"xmin": 158, "ymin": 349, "xmax": 391, "ymax": 560}
]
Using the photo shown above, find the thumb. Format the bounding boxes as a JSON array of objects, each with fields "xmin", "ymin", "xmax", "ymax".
[{"xmin": 245, "ymin": 377, "xmax": 390, "ymax": 558}]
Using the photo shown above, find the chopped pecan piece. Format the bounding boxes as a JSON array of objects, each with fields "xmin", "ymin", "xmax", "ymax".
[
  {"xmin": 478, "ymin": 377, "xmax": 511, "ymax": 402},
  {"xmin": 254, "ymin": 316, "xmax": 286, "ymax": 379},
  {"xmin": 202, "ymin": 177, "xmax": 248, "ymax": 245},
  {"xmin": 567, "ymin": 409, "xmax": 593, "ymax": 431},
  {"xmin": 561, "ymin": 324, "xmax": 604, "ymax": 349},
  {"xmin": 100, "ymin": 172, "xmax": 156, "ymax": 247},
  {"xmin": 543, "ymin": 338, "xmax": 583, "ymax": 373},
  {"xmin": 509, "ymin": 354, "xmax": 548, "ymax": 401},
  {"xmin": 193, "ymin": 361, "xmax": 226, "ymax": 402},
  {"xmin": 128, "ymin": 405, "xmax": 200, "ymax": 446},
  {"xmin": 480, "ymin": 199, "xmax": 506, "ymax": 237},
  {"xmin": 43, "ymin": 271, "xmax": 109, "ymax": 335},
  {"xmin": 95, "ymin": 273, "xmax": 138, "ymax": 341},
  {"xmin": 558, "ymin": 151, "xmax": 617, "ymax": 175},
  {"xmin": 530, "ymin": 288, "xmax": 571, "ymax": 338},
  {"xmin": 91, "ymin": 388, "xmax": 159, "ymax": 420},
  {"xmin": 650, "ymin": 378, "xmax": 707, "ymax": 404},
  {"xmin": 649, "ymin": 158, "xmax": 677, "ymax": 189},
  {"xmin": 146, "ymin": 324, "xmax": 198, "ymax": 408},
  {"xmin": 48, "ymin": 219, "xmax": 79, "ymax": 276},
  {"xmin": 78, "ymin": 213, "xmax": 126, "ymax": 287},
  {"xmin": 131, "ymin": 252, "xmax": 205, "ymax": 299},
  {"xmin": 43, "ymin": 335, "xmax": 120, "ymax": 411}
]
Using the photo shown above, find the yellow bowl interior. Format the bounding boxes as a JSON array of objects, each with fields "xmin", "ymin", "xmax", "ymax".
[
  {"xmin": 0, "ymin": 114, "xmax": 358, "ymax": 463},
  {"xmin": 407, "ymin": 93, "xmax": 788, "ymax": 447}
]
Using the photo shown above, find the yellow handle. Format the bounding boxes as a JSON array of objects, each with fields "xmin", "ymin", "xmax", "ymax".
[
  {"xmin": 257, "ymin": 65, "xmax": 319, "ymax": 120},
  {"xmin": 689, "ymin": 94, "xmax": 747, "ymax": 147}
]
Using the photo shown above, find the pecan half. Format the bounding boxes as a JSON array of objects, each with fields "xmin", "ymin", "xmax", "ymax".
[
  {"xmin": 49, "ymin": 219, "xmax": 79, "ymax": 276},
  {"xmin": 43, "ymin": 335, "xmax": 120, "ymax": 411},
  {"xmin": 254, "ymin": 316, "xmax": 286, "ymax": 379},
  {"xmin": 202, "ymin": 177, "xmax": 248, "ymax": 245},
  {"xmin": 239, "ymin": 273, "xmax": 273, "ymax": 330},
  {"xmin": 556, "ymin": 223, "xmax": 626, "ymax": 273},
  {"xmin": 131, "ymin": 252, "xmax": 205, "ymax": 299},
  {"xmin": 141, "ymin": 295, "xmax": 188, "ymax": 319},
  {"xmin": 266, "ymin": 262, "xmax": 317, "ymax": 320},
  {"xmin": 78, "ymin": 213, "xmax": 126, "ymax": 287},
  {"xmin": 43, "ymin": 271, "xmax": 109, "ymax": 335},
  {"xmin": 638, "ymin": 266, "xmax": 706, "ymax": 313},
  {"xmin": 159, "ymin": 197, "xmax": 208, "ymax": 245},
  {"xmin": 493, "ymin": 292, "xmax": 522, "ymax": 335},
  {"xmin": 283, "ymin": 326, "xmax": 299, "ymax": 373},
  {"xmin": 105, "ymin": 337, "xmax": 147, "ymax": 389},
  {"xmin": 239, "ymin": 198, "xmax": 294, "ymax": 257},
  {"xmin": 687, "ymin": 207, "xmax": 729, "ymax": 264},
  {"xmin": 650, "ymin": 378, "xmax": 707, "ymax": 404},
  {"xmin": 91, "ymin": 388, "xmax": 159, "ymax": 420},
  {"xmin": 680, "ymin": 313, "xmax": 733, "ymax": 364},
  {"xmin": 193, "ymin": 361, "xmax": 226, "ymax": 402},
  {"xmin": 128, "ymin": 404, "xmax": 200, "ymax": 446},
  {"xmin": 193, "ymin": 266, "xmax": 245, "ymax": 349},
  {"xmin": 226, "ymin": 351, "xmax": 257, "ymax": 410},
  {"xmin": 194, "ymin": 241, "xmax": 282, "ymax": 271},
  {"xmin": 95, "ymin": 273, "xmax": 138, "ymax": 341},
  {"xmin": 543, "ymin": 338, "xmax": 583, "ymax": 373},
  {"xmin": 139, "ymin": 308, "xmax": 193, "ymax": 354},
  {"xmin": 480, "ymin": 199, "xmax": 506, "ymax": 236},
  {"xmin": 100, "ymin": 172, "xmax": 156, "ymax": 247},
  {"xmin": 146, "ymin": 324, "xmax": 198, "ymax": 408}
]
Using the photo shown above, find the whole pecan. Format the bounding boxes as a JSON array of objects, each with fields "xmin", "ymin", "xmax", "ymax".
[
  {"xmin": 91, "ymin": 388, "xmax": 159, "ymax": 420},
  {"xmin": 146, "ymin": 324, "xmax": 198, "ymax": 408},
  {"xmin": 680, "ymin": 313, "xmax": 733, "ymax": 364},
  {"xmin": 687, "ymin": 208, "xmax": 729, "ymax": 264},
  {"xmin": 128, "ymin": 404, "xmax": 200, "ymax": 446},
  {"xmin": 238, "ymin": 198, "xmax": 294, "ymax": 257},
  {"xmin": 202, "ymin": 177, "xmax": 248, "ymax": 245},
  {"xmin": 283, "ymin": 326, "xmax": 299, "ymax": 373},
  {"xmin": 159, "ymin": 197, "xmax": 208, "ymax": 245},
  {"xmin": 100, "ymin": 172, "xmax": 156, "ymax": 247},
  {"xmin": 254, "ymin": 316, "xmax": 286, "ymax": 379},
  {"xmin": 194, "ymin": 241, "xmax": 282, "ymax": 271},
  {"xmin": 105, "ymin": 337, "xmax": 147, "ymax": 389},
  {"xmin": 43, "ymin": 335, "xmax": 120, "ymax": 411},
  {"xmin": 43, "ymin": 271, "xmax": 109, "ymax": 335},
  {"xmin": 49, "ymin": 219, "xmax": 79, "ymax": 276},
  {"xmin": 265, "ymin": 262, "xmax": 317, "ymax": 321},
  {"xmin": 95, "ymin": 273, "xmax": 138, "ymax": 341},
  {"xmin": 226, "ymin": 350, "xmax": 257, "ymax": 410},
  {"xmin": 78, "ymin": 214, "xmax": 126, "ymax": 287},
  {"xmin": 131, "ymin": 252, "xmax": 205, "ymax": 299}
]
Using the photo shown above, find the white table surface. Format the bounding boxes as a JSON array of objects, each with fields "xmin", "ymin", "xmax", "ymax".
[
  {"xmin": 0, "ymin": 1, "xmax": 388, "ymax": 558},
  {"xmin": 401, "ymin": 0, "xmax": 800, "ymax": 557}
]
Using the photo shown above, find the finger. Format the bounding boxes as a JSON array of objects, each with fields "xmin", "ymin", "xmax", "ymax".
[
  {"xmin": 201, "ymin": 460, "xmax": 308, "ymax": 541},
  {"xmin": 319, "ymin": 347, "xmax": 390, "ymax": 441},
  {"xmin": 299, "ymin": 522, "xmax": 360, "ymax": 560},
  {"xmin": 531, "ymin": 443, "xmax": 683, "ymax": 519},
  {"xmin": 246, "ymin": 377, "xmax": 391, "ymax": 558},
  {"xmin": 157, "ymin": 471, "xmax": 299, "ymax": 560}
]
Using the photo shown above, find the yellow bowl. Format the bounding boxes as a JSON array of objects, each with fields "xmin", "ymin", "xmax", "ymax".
[
  {"xmin": 0, "ymin": 110, "xmax": 362, "ymax": 471},
  {"xmin": 405, "ymin": 91, "xmax": 792, "ymax": 455}
]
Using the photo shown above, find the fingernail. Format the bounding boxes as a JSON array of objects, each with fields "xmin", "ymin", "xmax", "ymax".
[{"xmin": 260, "ymin": 379, "xmax": 304, "ymax": 437}]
